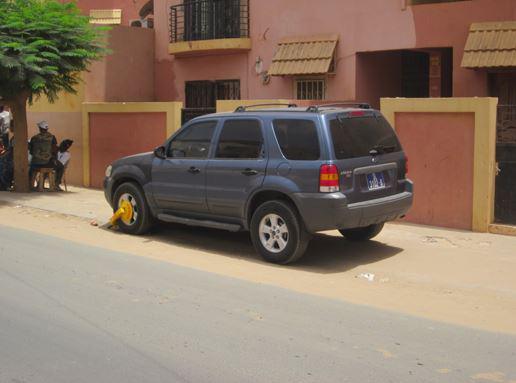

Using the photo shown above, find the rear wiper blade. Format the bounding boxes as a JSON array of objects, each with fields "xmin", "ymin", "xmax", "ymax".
[{"xmin": 369, "ymin": 145, "xmax": 396, "ymax": 155}]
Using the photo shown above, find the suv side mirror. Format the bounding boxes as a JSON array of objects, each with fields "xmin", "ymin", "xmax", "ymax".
[{"xmin": 154, "ymin": 146, "xmax": 166, "ymax": 159}]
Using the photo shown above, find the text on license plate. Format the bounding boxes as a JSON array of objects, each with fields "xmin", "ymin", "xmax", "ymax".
[{"xmin": 366, "ymin": 172, "xmax": 386, "ymax": 190}]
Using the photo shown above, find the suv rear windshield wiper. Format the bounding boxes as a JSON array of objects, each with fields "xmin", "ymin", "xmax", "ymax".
[{"xmin": 369, "ymin": 144, "xmax": 396, "ymax": 155}]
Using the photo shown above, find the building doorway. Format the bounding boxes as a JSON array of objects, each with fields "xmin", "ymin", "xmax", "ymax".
[
  {"xmin": 356, "ymin": 48, "xmax": 452, "ymax": 108},
  {"xmin": 490, "ymin": 72, "xmax": 516, "ymax": 225},
  {"xmin": 183, "ymin": 79, "xmax": 240, "ymax": 124}
]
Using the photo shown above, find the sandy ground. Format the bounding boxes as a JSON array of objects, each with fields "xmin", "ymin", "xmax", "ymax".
[{"xmin": 1, "ymin": 201, "xmax": 516, "ymax": 335}]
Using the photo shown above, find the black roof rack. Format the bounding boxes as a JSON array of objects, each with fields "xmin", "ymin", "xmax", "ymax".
[
  {"xmin": 234, "ymin": 103, "xmax": 298, "ymax": 112},
  {"xmin": 306, "ymin": 102, "xmax": 371, "ymax": 113}
]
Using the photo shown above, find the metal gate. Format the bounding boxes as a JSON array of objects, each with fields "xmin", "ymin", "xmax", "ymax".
[
  {"xmin": 182, "ymin": 79, "xmax": 240, "ymax": 124},
  {"xmin": 495, "ymin": 104, "xmax": 516, "ymax": 224}
]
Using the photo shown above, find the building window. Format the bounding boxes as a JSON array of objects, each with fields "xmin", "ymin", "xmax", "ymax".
[
  {"xmin": 409, "ymin": 0, "xmax": 470, "ymax": 4},
  {"xmin": 89, "ymin": 9, "xmax": 122, "ymax": 25},
  {"xmin": 295, "ymin": 79, "xmax": 326, "ymax": 100},
  {"xmin": 183, "ymin": 79, "xmax": 240, "ymax": 123}
]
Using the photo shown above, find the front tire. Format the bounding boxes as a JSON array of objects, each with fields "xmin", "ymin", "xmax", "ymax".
[
  {"xmin": 250, "ymin": 200, "xmax": 310, "ymax": 264},
  {"xmin": 112, "ymin": 182, "xmax": 153, "ymax": 235},
  {"xmin": 339, "ymin": 223, "xmax": 384, "ymax": 241}
]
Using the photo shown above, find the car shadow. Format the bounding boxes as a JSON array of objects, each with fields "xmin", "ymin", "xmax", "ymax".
[{"xmin": 126, "ymin": 223, "xmax": 403, "ymax": 275}]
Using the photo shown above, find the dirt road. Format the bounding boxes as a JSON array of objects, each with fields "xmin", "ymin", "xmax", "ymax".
[{"xmin": 1, "ymin": 201, "xmax": 515, "ymax": 334}]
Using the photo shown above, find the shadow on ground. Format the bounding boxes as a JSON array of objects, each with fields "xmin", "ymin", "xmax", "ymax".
[{"xmin": 108, "ymin": 223, "xmax": 403, "ymax": 275}]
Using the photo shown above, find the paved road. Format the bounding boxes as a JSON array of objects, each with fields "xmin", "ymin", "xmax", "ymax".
[{"xmin": 1, "ymin": 225, "xmax": 515, "ymax": 383}]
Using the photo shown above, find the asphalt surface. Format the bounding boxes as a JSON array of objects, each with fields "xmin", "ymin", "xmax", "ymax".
[{"xmin": 1, "ymin": 225, "xmax": 515, "ymax": 383}]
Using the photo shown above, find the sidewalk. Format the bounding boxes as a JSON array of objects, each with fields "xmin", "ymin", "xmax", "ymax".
[{"xmin": 0, "ymin": 186, "xmax": 112, "ymax": 223}]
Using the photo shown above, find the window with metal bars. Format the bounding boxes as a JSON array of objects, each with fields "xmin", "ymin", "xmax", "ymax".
[{"xmin": 294, "ymin": 79, "xmax": 326, "ymax": 100}]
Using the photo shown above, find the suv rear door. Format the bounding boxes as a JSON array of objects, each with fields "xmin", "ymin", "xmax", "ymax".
[
  {"xmin": 206, "ymin": 118, "xmax": 266, "ymax": 218},
  {"xmin": 327, "ymin": 111, "xmax": 406, "ymax": 203},
  {"xmin": 151, "ymin": 120, "xmax": 217, "ymax": 213}
]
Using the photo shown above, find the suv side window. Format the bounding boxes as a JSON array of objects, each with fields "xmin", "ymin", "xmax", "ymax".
[
  {"xmin": 168, "ymin": 121, "xmax": 217, "ymax": 158},
  {"xmin": 272, "ymin": 119, "xmax": 320, "ymax": 160},
  {"xmin": 215, "ymin": 119, "xmax": 264, "ymax": 159}
]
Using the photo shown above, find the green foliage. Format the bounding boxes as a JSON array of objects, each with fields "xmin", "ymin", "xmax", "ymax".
[{"xmin": 0, "ymin": 0, "xmax": 107, "ymax": 103}]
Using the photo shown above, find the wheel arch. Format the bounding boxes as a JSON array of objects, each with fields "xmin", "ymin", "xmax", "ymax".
[{"xmin": 245, "ymin": 190, "xmax": 302, "ymax": 230}]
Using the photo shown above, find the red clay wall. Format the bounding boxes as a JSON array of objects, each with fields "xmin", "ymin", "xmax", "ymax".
[
  {"xmin": 85, "ymin": 26, "xmax": 155, "ymax": 103},
  {"xmin": 89, "ymin": 112, "xmax": 166, "ymax": 188},
  {"xmin": 74, "ymin": 0, "xmax": 149, "ymax": 26},
  {"xmin": 395, "ymin": 112, "xmax": 475, "ymax": 230}
]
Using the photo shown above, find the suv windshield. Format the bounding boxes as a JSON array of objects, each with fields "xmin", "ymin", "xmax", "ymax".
[{"xmin": 329, "ymin": 115, "xmax": 401, "ymax": 159}]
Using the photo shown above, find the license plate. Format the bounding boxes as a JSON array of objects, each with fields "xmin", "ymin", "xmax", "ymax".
[{"xmin": 366, "ymin": 172, "xmax": 386, "ymax": 190}]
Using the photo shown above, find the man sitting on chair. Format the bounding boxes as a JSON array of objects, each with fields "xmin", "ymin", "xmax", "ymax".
[
  {"xmin": 29, "ymin": 121, "xmax": 58, "ymax": 187},
  {"xmin": 55, "ymin": 139, "xmax": 73, "ymax": 191}
]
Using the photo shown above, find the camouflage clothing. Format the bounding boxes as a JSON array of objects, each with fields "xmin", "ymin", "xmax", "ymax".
[{"xmin": 29, "ymin": 131, "xmax": 57, "ymax": 166}]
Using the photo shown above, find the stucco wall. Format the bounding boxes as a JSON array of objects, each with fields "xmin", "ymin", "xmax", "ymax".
[
  {"xmin": 382, "ymin": 97, "xmax": 498, "ymax": 232},
  {"xmin": 153, "ymin": 0, "xmax": 515, "ymax": 104},
  {"xmin": 396, "ymin": 112, "xmax": 475, "ymax": 230},
  {"xmin": 85, "ymin": 26, "xmax": 155, "ymax": 103},
  {"xmin": 74, "ymin": 0, "xmax": 150, "ymax": 26},
  {"xmin": 27, "ymin": 112, "xmax": 84, "ymax": 186},
  {"xmin": 356, "ymin": 51, "xmax": 402, "ymax": 109},
  {"xmin": 89, "ymin": 112, "xmax": 167, "ymax": 188}
]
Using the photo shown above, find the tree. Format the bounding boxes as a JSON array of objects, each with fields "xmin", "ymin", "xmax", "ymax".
[{"xmin": 0, "ymin": 0, "xmax": 105, "ymax": 192}]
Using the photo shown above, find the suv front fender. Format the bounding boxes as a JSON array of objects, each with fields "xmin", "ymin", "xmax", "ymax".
[{"xmin": 105, "ymin": 165, "xmax": 154, "ymax": 208}]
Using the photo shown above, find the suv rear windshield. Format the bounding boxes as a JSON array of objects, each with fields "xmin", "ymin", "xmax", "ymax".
[{"xmin": 329, "ymin": 115, "xmax": 402, "ymax": 159}]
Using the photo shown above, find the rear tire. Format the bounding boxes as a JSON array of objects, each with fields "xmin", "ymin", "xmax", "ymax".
[
  {"xmin": 339, "ymin": 223, "xmax": 384, "ymax": 241},
  {"xmin": 250, "ymin": 200, "xmax": 310, "ymax": 264},
  {"xmin": 113, "ymin": 182, "xmax": 153, "ymax": 235}
]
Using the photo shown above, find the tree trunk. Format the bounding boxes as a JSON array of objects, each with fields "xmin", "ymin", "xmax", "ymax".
[{"xmin": 11, "ymin": 95, "xmax": 30, "ymax": 193}]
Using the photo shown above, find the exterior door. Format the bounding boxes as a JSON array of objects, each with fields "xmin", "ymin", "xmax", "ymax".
[
  {"xmin": 491, "ymin": 73, "xmax": 516, "ymax": 224},
  {"xmin": 402, "ymin": 51, "xmax": 430, "ymax": 98},
  {"xmin": 151, "ymin": 120, "xmax": 217, "ymax": 213},
  {"xmin": 183, "ymin": 80, "xmax": 240, "ymax": 124},
  {"xmin": 207, "ymin": 118, "xmax": 266, "ymax": 218}
]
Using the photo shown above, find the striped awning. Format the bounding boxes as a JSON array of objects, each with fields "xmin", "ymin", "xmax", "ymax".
[
  {"xmin": 461, "ymin": 21, "xmax": 516, "ymax": 69},
  {"xmin": 268, "ymin": 34, "xmax": 338, "ymax": 76},
  {"xmin": 89, "ymin": 9, "xmax": 122, "ymax": 25}
]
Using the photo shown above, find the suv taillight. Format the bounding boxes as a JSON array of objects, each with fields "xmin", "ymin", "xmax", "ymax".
[{"xmin": 319, "ymin": 164, "xmax": 340, "ymax": 193}]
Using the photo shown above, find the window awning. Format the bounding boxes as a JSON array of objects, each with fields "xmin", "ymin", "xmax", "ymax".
[
  {"xmin": 89, "ymin": 9, "xmax": 122, "ymax": 25},
  {"xmin": 461, "ymin": 21, "xmax": 516, "ymax": 69},
  {"xmin": 268, "ymin": 34, "xmax": 338, "ymax": 76}
]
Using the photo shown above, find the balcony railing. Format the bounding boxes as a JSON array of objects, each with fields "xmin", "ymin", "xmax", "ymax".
[{"xmin": 170, "ymin": 0, "xmax": 249, "ymax": 43}]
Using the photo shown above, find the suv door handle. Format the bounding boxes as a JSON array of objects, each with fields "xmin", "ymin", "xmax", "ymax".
[
  {"xmin": 188, "ymin": 166, "xmax": 201, "ymax": 174},
  {"xmin": 242, "ymin": 168, "xmax": 259, "ymax": 176}
]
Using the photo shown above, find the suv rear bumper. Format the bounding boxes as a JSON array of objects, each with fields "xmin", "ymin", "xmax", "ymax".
[{"xmin": 292, "ymin": 180, "xmax": 413, "ymax": 233}]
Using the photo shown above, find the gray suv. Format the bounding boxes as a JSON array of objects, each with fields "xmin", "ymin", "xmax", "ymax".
[{"xmin": 104, "ymin": 103, "xmax": 413, "ymax": 264}]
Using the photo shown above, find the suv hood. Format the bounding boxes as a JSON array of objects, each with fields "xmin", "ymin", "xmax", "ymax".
[{"xmin": 113, "ymin": 152, "xmax": 154, "ymax": 167}]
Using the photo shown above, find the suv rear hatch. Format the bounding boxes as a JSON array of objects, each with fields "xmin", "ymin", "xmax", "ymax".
[{"xmin": 327, "ymin": 110, "xmax": 406, "ymax": 204}]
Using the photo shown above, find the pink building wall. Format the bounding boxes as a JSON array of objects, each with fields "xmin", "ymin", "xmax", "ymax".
[
  {"xmin": 85, "ymin": 26, "xmax": 155, "ymax": 102},
  {"xmin": 153, "ymin": 0, "xmax": 516, "ymax": 104},
  {"xmin": 73, "ymin": 0, "xmax": 150, "ymax": 26}
]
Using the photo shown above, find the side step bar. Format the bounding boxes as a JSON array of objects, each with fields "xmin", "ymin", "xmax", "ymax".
[{"xmin": 157, "ymin": 214, "xmax": 242, "ymax": 232}]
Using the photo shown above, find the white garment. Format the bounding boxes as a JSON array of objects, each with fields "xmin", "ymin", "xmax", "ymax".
[
  {"xmin": 0, "ymin": 111, "xmax": 12, "ymax": 134},
  {"xmin": 58, "ymin": 151, "xmax": 71, "ymax": 166}
]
